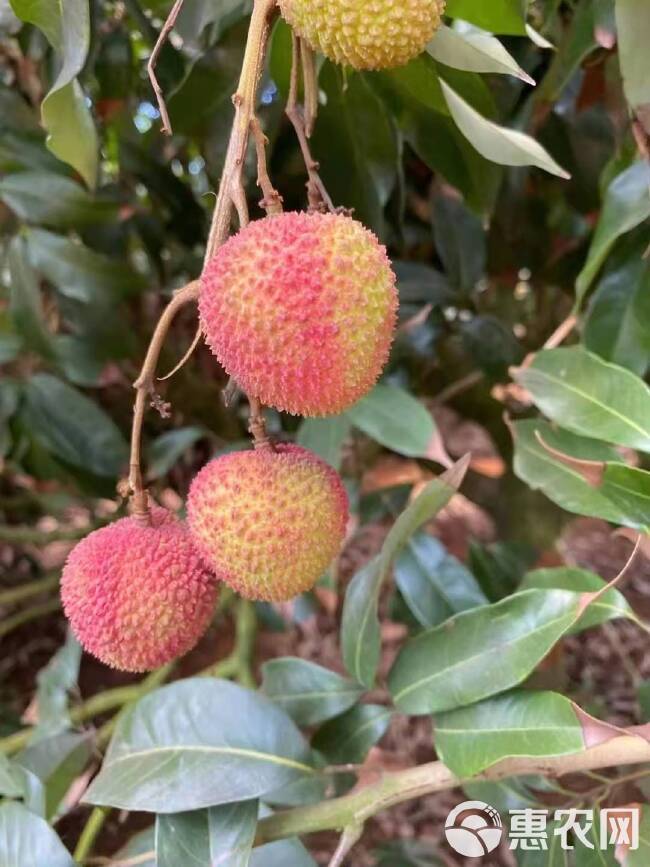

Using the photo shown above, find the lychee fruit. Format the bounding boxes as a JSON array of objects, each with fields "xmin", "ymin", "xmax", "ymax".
[
  {"xmin": 278, "ymin": 0, "xmax": 445, "ymax": 71},
  {"xmin": 61, "ymin": 506, "xmax": 218, "ymax": 672},
  {"xmin": 199, "ymin": 211, "xmax": 397, "ymax": 417},
  {"xmin": 187, "ymin": 444, "xmax": 349, "ymax": 602}
]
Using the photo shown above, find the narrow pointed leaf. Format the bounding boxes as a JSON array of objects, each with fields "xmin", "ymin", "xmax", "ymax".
[
  {"xmin": 511, "ymin": 420, "xmax": 650, "ymax": 529},
  {"xmin": 388, "ymin": 589, "xmax": 582, "ymax": 714},
  {"xmin": 312, "ymin": 705, "xmax": 392, "ymax": 764},
  {"xmin": 428, "ymin": 25, "xmax": 534, "ymax": 83},
  {"xmin": 435, "ymin": 691, "xmax": 585, "ymax": 777},
  {"xmin": 576, "ymin": 162, "xmax": 650, "ymax": 301},
  {"xmin": 261, "ymin": 658, "xmax": 363, "ymax": 727},
  {"xmin": 514, "ymin": 348, "xmax": 650, "ymax": 452},
  {"xmin": 346, "ymin": 384, "xmax": 438, "ymax": 459},
  {"xmin": 0, "ymin": 802, "xmax": 76, "ymax": 867},
  {"xmin": 440, "ymin": 79, "xmax": 569, "ymax": 177},
  {"xmin": 156, "ymin": 801, "xmax": 258, "ymax": 867},
  {"xmin": 520, "ymin": 568, "xmax": 634, "ymax": 633},
  {"xmin": 10, "ymin": 0, "xmax": 98, "ymax": 186},
  {"xmin": 342, "ymin": 456, "xmax": 470, "ymax": 687},
  {"xmin": 84, "ymin": 679, "xmax": 315, "ymax": 813}
]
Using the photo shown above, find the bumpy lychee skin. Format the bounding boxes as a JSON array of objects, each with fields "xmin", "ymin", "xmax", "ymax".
[
  {"xmin": 187, "ymin": 445, "xmax": 349, "ymax": 602},
  {"xmin": 61, "ymin": 507, "xmax": 218, "ymax": 672},
  {"xmin": 200, "ymin": 212, "xmax": 397, "ymax": 417},
  {"xmin": 279, "ymin": 0, "xmax": 445, "ymax": 71}
]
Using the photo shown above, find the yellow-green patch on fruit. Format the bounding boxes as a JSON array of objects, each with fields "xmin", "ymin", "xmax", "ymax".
[
  {"xmin": 187, "ymin": 445, "xmax": 349, "ymax": 602},
  {"xmin": 279, "ymin": 0, "xmax": 445, "ymax": 70}
]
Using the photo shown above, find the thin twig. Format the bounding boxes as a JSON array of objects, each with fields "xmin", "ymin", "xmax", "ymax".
[
  {"xmin": 286, "ymin": 34, "xmax": 335, "ymax": 213},
  {"xmin": 328, "ymin": 824, "xmax": 364, "ymax": 867},
  {"xmin": 127, "ymin": 281, "xmax": 199, "ymax": 520},
  {"xmin": 251, "ymin": 116, "xmax": 283, "ymax": 214},
  {"xmin": 543, "ymin": 312, "xmax": 578, "ymax": 350},
  {"xmin": 157, "ymin": 322, "xmax": 203, "ymax": 382},
  {"xmin": 301, "ymin": 40, "xmax": 318, "ymax": 137},
  {"xmin": 147, "ymin": 0, "xmax": 185, "ymax": 135}
]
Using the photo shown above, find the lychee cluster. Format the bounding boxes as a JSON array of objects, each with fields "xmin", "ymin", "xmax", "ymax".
[
  {"xmin": 279, "ymin": 0, "xmax": 446, "ymax": 70},
  {"xmin": 64, "ymin": 208, "xmax": 393, "ymax": 670},
  {"xmin": 187, "ymin": 445, "xmax": 348, "ymax": 602},
  {"xmin": 199, "ymin": 211, "xmax": 397, "ymax": 417},
  {"xmin": 61, "ymin": 506, "xmax": 217, "ymax": 672}
]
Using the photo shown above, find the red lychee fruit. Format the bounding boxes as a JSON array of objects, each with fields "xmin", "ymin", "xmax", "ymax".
[
  {"xmin": 199, "ymin": 211, "xmax": 397, "ymax": 417},
  {"xmin": 61, "ymin": 506, "xmax": 218, "ymax": 672},
  {"xmin": 187, "ymin": 444, "xmax": 349, "ymax": 602}
]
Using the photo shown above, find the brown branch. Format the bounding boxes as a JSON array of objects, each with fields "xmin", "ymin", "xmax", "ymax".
[
  {"xmin": 128, "ymin": 281, "xmax": 199, "ymax": 519},
  {"xmin": 205, "ymin": 0, "xmax": 279, "ymax": 260},
  {"xmin": 251, "ymin": 116, "xmax": 283, "ymax": 214},
  {"xmin": 286, "ymin": 34, "xmax": 335, "ymax": 213},
  {"xmin": 128, "ymin": 0, "xmax": 279, "ymax": 512},
  {"xmin": 157, "ymin": 322, "xmax": 203, "ymax": 382},
  {"xmin": 147, "ymin": 0, "xmax": 185, "ymax": 136}
]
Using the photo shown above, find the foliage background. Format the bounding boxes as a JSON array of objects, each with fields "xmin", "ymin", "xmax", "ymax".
[{"xmin": 1, "ymin": 0, "xmax": 650, "ymax": 864}]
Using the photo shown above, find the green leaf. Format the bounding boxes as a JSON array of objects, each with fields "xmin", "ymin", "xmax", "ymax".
[
  {"xmin": 428, "ymin": 25, "xmax": 534, "ymax": 83},
  {"xmin": 388, "ymin": 589, "xmax": 582, "ymax": 714},
  {"xmin": 312, "ymin": 63, "xmax": 398, "ymax": 235},
  {"xmin": 0, "ymin": 801, "xmax": 76, "ymax": 866},
  {"xmin": 15, "ymin": 731, "xmax": 92, "ymax": 821},
  {"xmin": 584, "ymin": 235, "xmax": 650, "ymax": 376},
  {"xmin": 25, "ymin": 228, "xmax": 146, "ymax": 302},
  {"xmin": 32, "ymin": 630, "xmax": 81, "ymax": 740},
  {"xmin": 341, "ymin": 456, "xmax": 470, "ymax": 687},
  {"xmin": 146, "ymin": 427, "xmax": 207, "ymax": 480},
  {"xmin": 431, "ymin": 192, "xmax": 486, "ymax": 294},
  {"xmin": 0, "ymin": 753, "xmax": 24, "ymax": 798},
  {"xmin": 24, "ymin": 373, "xmax": 128, "ymax": 478},
  {"xmin": 7, "ymin": 236, "xmax": 55, "ymax": 360},
  {"xmin": 440, "ymin": 79, "xmax": 569, "ymax": 178},
  {"xmin": 340, "ymin": 560, "xmax": 383, "ymax": 690},
  {"xmin": 435, "ymin": 690, "xmax": 584, "ymax": 777},
  {"xmin": 346, "ymin": 384, "xmax": 437, "ymax": 458},
  {"xmin": 156, "ymin": 800, "xmax": 258, "ymax": 867},
  {"xmin": 0, "ymin": 172, "xmax": 117, "ymax": 228},
  {"xmin": 251, "ymin": 837, "xmax": 317, "ymax": 867},
  {"xmin": 312, "ymin": 705, "xmax": 392, "ymax": 764},
  {"xmin": 296, "ymin": 416, "xmax": 351, "ymax": 471},
  {"xmin": 262, "ymin": 658, "xmax": 364, "ymax": 727},
  {"xmin": 111, "ymin": 829, "xmax": 155, "ymax": 867},
  {"xmin": 445, "ymin": 0, "xmax": 526, "ymax": 35},
  {"xmin": 10, "ymin": 0, "xmax": 98, "ymax": 186},
  {"xmin": 520, "ymin": 567, "xmax": 634, "ymax": 633},
  {"xmin": 615, "ymin": 0, "xmax": 650, "ymax": 123},
  {"xmin": 372, "ymin": 56, "xmax": 502, "ymax": 212},
  {"xmin": 84, "ymin": 678, "xmax": 315, "ymax": 813},
  {"xmin": 576, "ymin": 162, "xmax": 650, "ymax": 302},
  {"xmin": 395, "ymin": 532, "xmax": 487, "ymax": 628},
  {"xmin": 513, "ymin": 347, "xmax": 650, "ymax": 452},
  {"xmin": 511, "ymin": 419, "xmax": 648, "ymax": 528}
]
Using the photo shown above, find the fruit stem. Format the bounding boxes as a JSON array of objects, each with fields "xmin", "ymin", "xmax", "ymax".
[
  {"xmin": 127, "ymin": 280, "xmax": 199, "ymax": 518},
  {"xmin": 286, "ymin": 34, "xmax": 336, "ymax": 213},
  {"xmin": 248, "ymin": 396, "xmax": 274, "ymax": 451},
  {"xmin": 204, "ymin": 0, "xmax": 279, "ymax": 259},
  {"xmin": 127, "ymin": 0, "xmax": 279, "ymax": 497}
]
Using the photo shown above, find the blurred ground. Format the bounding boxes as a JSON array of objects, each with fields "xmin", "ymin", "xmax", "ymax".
[{"xmin": 2, "ymin": 506, "xmax": 650, "ymax": 866}]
